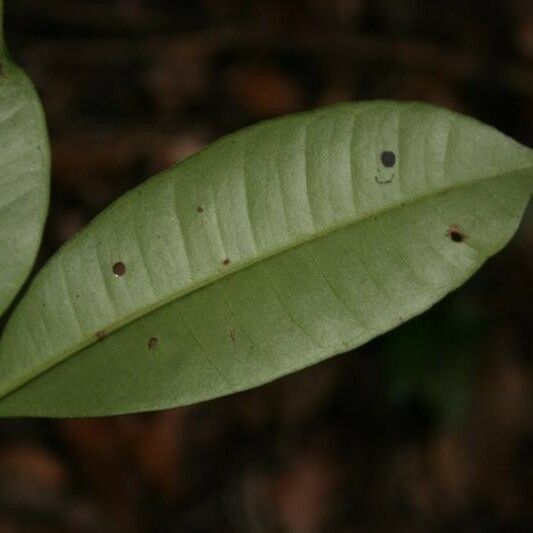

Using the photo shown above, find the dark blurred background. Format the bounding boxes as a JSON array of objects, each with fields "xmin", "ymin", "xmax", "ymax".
[{"xmin": 1, "ymin": 1, "xmax": 532, "ymax": 531}]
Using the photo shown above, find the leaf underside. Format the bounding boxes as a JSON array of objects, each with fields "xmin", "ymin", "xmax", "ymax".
[
  {"xmin": 0, "ymin": 32, "xmax": 50, "ymax": 317},
  {"xmin": 0, "ymin": 101, "xmax": 531, "ymax": 417}
]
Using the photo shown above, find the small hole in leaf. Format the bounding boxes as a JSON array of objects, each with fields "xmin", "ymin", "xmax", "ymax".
[
  {"xmin": 148, "ymin": 337, "xmax": 158, "ymax": 350},
  {"xmin": 381, "ymin": 151, "xmax": 396, "ymax": 168},
  {"xmin": 113, "ymin": 262, "xmax": 126, "ymax": 276},
  {"xmin": 223, "ymin": 258, "xmax": 231, "ymax": 266}
]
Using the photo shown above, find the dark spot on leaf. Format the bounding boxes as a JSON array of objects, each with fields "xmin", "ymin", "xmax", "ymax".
[
  {"xmin": 230, "ymin": 329, "xmax": 236, "ymax": 343},
  {"xmin": 381, "ymin": 150, "xmax": 396, "ymax": 168},
  {"xmin": 113, "ymin": 262, "xmax": 126, "ymax": 276},
  {"xmin": 148, "ymin": 337, "xmax": 158, "ymax": 350},
  {"xmin": 447, "ymin": 225, "xmax": 466, "ymax": 243},
  {"xmin": 96, "ymin": 330, "xmax": 106, "ymax": 341},
  {"xmin": 197, "ymin": 206, "xmax": 204, "ymax": 213},
  {"xmin": 223, "ymin": 258, "xmax": 231, "ymax": 266}
]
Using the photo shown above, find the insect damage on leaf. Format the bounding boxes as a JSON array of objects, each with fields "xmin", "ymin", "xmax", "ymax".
[
  {"xmin": 376, "ymin": 149, "xmax": 396, "ymax": 184},
  {"xmin": 112, "ymin": 262, "xmax": 126, "ymax": 277},
  {"xmin": 446, "ymin": 225, "xmax": 466, "ymax": 243},
  {"xmin": 381, "ymin": 150, "xmax": 396, "ymax": 167}
]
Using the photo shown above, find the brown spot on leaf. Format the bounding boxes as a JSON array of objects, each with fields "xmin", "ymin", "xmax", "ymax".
[
  {"xmin": 196, "ymin": 206, "xmax": 204, "ymax": 213},
  {"xmin": 230, "ymin": 329, "xmax": 236, "ymax": 343},
  {"xmin": 223, "ymin": 258, "xmax": 231, "ymax": 266},
  {"xmin": 96, "ymin": 330, "xmax": 106, "ymax": 341},
  {"xmin": 148, "ymin": 337, "xmax": 158, "ymax": 350},
  {"xmin": 447, "ymin": 225, "xmax": 466, "ymax": 243},
  {"xmin": 113, "ymin": 262, "xmax": 126, "ymax": 276}
]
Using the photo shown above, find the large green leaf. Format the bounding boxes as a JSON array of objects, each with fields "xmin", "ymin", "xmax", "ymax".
[
  {"xmin": 0, "ymin": 2, "xmax": 50, "ymax": 317},
  {"xmin": 0, "ymin": 101, "xmax": 531, "ymax": 417}
]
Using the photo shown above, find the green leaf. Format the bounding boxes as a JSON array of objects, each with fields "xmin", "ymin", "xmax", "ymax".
[
  {"xmin": 0, "ymin": 3, "xmax": 50, "ymax": 317},
  {"xmin": 0, "ymin": 101, "xmax": 531, "ymax": 417}
]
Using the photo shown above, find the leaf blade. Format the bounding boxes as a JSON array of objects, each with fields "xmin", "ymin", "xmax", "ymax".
[
  {"xmin": 0, "ymin": 7, "xmax": 50, "ymax": 317},
  {"xmin": 0, "ymin": 101, "xmax": 531, "ymax": 416}
]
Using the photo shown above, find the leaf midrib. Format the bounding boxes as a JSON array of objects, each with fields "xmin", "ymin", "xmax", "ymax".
[{"xmin": 1, "ymin": 161, "xmax": 532, "ymax": 401}]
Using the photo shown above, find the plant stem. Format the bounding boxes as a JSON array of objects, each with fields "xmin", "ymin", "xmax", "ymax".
[{"xmin": 0, "ymin": 0, "xmax": 4, "ymax": 55}]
